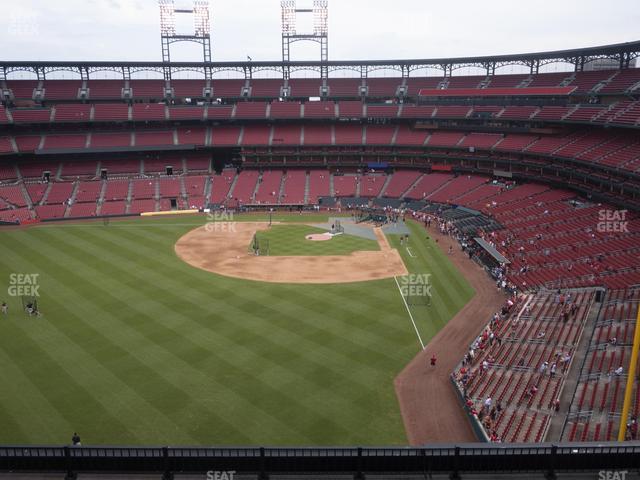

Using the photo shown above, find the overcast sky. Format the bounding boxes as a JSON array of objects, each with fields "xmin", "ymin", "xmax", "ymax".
[{"xmin": 1, "ymin": 0, "xmax": 639, "ymax": 76}]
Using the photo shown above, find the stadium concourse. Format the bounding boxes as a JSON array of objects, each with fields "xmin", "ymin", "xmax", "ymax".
[{"xmin": 2, "ymin": 40, "xmax": 640, "ymax": 451}]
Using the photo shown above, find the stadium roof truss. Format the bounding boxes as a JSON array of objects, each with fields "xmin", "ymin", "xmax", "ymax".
[{"xmin": 2, "ymin": 40, "xmax": 638, "ymax": 83}]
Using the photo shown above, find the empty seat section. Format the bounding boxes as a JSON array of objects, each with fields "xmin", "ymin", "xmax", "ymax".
[
  {"xmin": 26, "ymin": 183, "xmax": 49, "ymax": 204},
  {"xmin": 395, "ymin": 127, "xmax": 429, "ymax": 146},
  {"xmin": 209, "ymin": 169, "xmax": 236, "ymax": 204},
  {"xmin": 42, "ymin": 134, "xmax": 86, "ymax": 150},
  {"xmin": 19, "ymin": 162, "xmax": 54, "ymax": 180},
  {"xmin": 0, "ymin": 185, "xmax": 28, "ymax": 207},
  {"xmin": 135, "ymin": 131, "xmax": 174, "ymax": 146},
  {"xmin": 338, "ymin": 101, "xmax": 363, "ymax": 118},
  {"xmin": 366, "ymin": 104, "xmax": 398, "ymax": 118},
  {"xmin": 303, "ymin": 101, "xmax": 335, "ymax": 118},
  {"xmin": 400, "ymin": 105, "xmax": 436, "ymax": 118},
  {"xmin": 11, "ymin": 109, "xmax": 51, "ymax": 123},
  {"xmin": 100, "ymin": 200, "xmax": 127, "ymax": 215},
  {"xmin": 93, "ymin": 103, "xmax": 129, "ymax": 122},
  {"xmin": 406, "ymin": 173, "xmax": 453, "ymax": 200},
  {"xmin": 254, "ymin": 170, "xmax": 283, "ymax": 204},
  {"xmin": 333, "ymin": 175, "xmax": 358, "ymax": 197},
  {"xmin": 206, "ymin": 105, "xmax": 234, "ymax": 120},
  {"xmin": 271, "ymin": 125, "xmax": 301, "ymax": 146},
  {"xmin": 177, "ymin": 127, "xmax": 206, "ymax": 146},
  {"xmin": 289, "ymin": 78, "xmax": 322, "ymax": 97},
  {"xmin": 334, "ymin": 125, "xmax": 362, "ymax": 145},
  {"xmin": 269, "ymin": 101, "xmax": 301, "ymax": 119},
  {"xmin": 250, "ymin": 79, "xmax": 282, "ymax": 97},
  {"xmin": 131, "ymin": 103, "xmax": 166, "ymax": 121},
  {"xmin": 211, "ymin": 126, "xmax": 241, "ymax": 146},
  {"xmin": 53, "ymin": 104, "xmax": 92, "ymax": 122},
  {"xmin": 91, "ymin": 132, "xmax": 131, "ymax": 148},
  {"xmin": 366, "ymin": 78, "xmax": 402, "ymax": 97},
  {"xmin": 100, "ymin": 158, "xmax": 140, "ymax": 174},
  {"xmin": 234, "ymin": 102, "xmax": 267, "ymax": 119},
  {"xmin": 360, "ymin": 174, "xmax": 386, "ymax": 197},
  {"xmin": 0, "ymin": 164, "xmax": 17, "ymax": 180},
  {"xmin": 75, "ymin": 181, "xmax": 102, "ymax": 203},
  {"xmin": 171, "ymin": 80, "xmax": 206, "ymax": 98},
  {"xmin": 87, "ymin": 80, "xmax": 124, "ymax": 99},
  {"xmin": 327, "ymin": 78, "xmax": 360, "ymax": 96},
  {"xmin": 365, "ymin": 125, "xmax": 395, "ymax": 145},
  {"xmin": 281, "ymin": 170, "xmax": 306, "ymax": 204},
  {"xmin": 303, "ymin": 125, "xmax": 332, "ymax": 145},
  {"xmin": 211, "ymin": 79, "xmax": 245, "ymax": 97},
  {"xmin": 435, "ymin": 105, "xmax": 471, "ymax": 118},
  {"xmin": 35, "ymin": 204, "xmax": 66, "ymax": 219},
  {"xmin": 230, "ymin": 170, "xmax": 259, "ymax": 204},
  {"xmin": 427, "ymin": 175, "xmax": 487, "ymax": 203},
  {"xmin": 129, "ymin": 199, "xmax": 156, "ymax": 214},
  {"xmin": 384, "ymin": 170, "xmax": 422, "ymax": 198},
  {"xmin": 103, "ymin": 180, "xmax": 130, "ymax": 201},
  {"xmin": 6, "ymin": 80, "xmax": 37, "ymax": 99},
  {"xmin": 459, "ymin": 133, "xmax": 502, "ymax": 149},
  {"xmin": 499, "ymin": 106, "xmax": 538, "ymax": 120},
  {"xmin": 159, "ymin": 177, "xmax": 182, "ymax": 198},
  {"xmin": 131, "ymin": 179, "xmax": 156, "ymax": 199},
  {"xmin": 168, "ymin": 106, "xmax": 204, "ymax": 121},
  {"xmin": 446, "ymin": 75, "xmax": 485, "ymax": 89},
  {"xmin": 15, "ymin": 136, "xmax": 42, "ymax": 153},
  {"xmin": 242, "ymin": 126, "xmax": 270, "ymax": 145},
  {"xmin": 185, "ymin": 154, "xmax": 210, "ymax": 172},
  {"xmin": 426, "ymin": 131, "xmax": 464, "ymax": 147},
  {"xmin": 129, "ymin": 80, "xmax": 164, "ymax": 99},
  {"xmin": 308, "ymin": 170, "xmax": 330, "ymax": 203},
  {"xmin": 68, "ymin": 201, "xmax": 97, "ymax": 218},
  {"xmin": 45, "ymin": 183, "xmax": 74, "ymax": 204},
  {"xmin": 62, "ymin": 161, "xmax": 97, "ymax": 178}
]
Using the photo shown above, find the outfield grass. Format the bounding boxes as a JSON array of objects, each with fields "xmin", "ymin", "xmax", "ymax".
[
  {"xmin": 255, "ymin": 224, "xmax": 379, "ymax": 256},
  {"xmin": 0, "ymin": 216, "xmax": 472, "ymax": 446}
]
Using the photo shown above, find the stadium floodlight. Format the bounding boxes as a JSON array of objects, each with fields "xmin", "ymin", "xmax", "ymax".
[
  {"xmin": 159, "ymin": 0, "xmax": 176, "ymax": 36},
  {"xmin": 281, "ymin": 0, "xmax": 329, "ymax": 81},
  {"xmin": 158, "ymin": 0, "xmax": 212, "ymax": 83},
  {"xmin": 193, "ymin": 0, "xmax": 211, "ymax": 38},
  {"xmin": 281, "ymin": 0, "xmax": 297, "ymax": 36}
]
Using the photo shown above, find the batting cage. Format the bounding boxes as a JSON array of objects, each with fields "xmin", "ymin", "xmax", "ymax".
[
  {"xmin": 248, "ymin": 233, "xmax": 270, "ymax": 256},
  {"xmin": 21, "ymin": 296, "xmax": 40, "ymax": 316}
]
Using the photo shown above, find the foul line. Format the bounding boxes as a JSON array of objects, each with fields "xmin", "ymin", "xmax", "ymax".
[
  {"xmin": 406, "ymin": 246, "xmax": 416, "ymax": 258},
  {"xmin": 394, "ymin": 276, "xmax": 425, "ymax": 350}
]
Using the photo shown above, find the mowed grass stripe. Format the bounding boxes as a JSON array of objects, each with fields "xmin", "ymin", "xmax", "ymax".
[
  {"xmin": 20, "ymin": 228, "xmax": 309, "ymax": 444},
  {"xmin": 36, "ymin": 225, "xmax": 364, "ymax": 442},
  {"xmin": 0, "ymin": 236, "xmax": 205, "ymax": 444}
]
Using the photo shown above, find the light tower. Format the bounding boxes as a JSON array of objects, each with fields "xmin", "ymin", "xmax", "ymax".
[
  {"xmin": 281, "ymin": 0, "xmax": 329, "ymax": 82},
  {"xmin": 159, "ymin": 0, "xmax": 212, "ymax": 83}
]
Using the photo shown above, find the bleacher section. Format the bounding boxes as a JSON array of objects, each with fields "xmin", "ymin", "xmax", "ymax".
[
  {"xmin": 562, "ymin": 288, "xmax": 640, "ymax": 442},
  {"xmin": 453, "ymin": 289, "xmax": 597, "ymax": 442}
]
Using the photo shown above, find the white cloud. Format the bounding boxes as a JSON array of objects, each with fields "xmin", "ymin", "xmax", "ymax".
[{"xmin": 0, "ymin": 0, "xmax": 637, "ymax": 63}]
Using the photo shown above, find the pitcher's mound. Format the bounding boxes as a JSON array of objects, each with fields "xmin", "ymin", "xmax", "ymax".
[{"xmin": 306, "ymin": 233, "xmax": 332, "ymax": 241}]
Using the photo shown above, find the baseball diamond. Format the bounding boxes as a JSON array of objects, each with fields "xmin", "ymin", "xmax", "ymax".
[{"xmin": 2, "ymin": 2, "xmax": 640, "ymax": 477}]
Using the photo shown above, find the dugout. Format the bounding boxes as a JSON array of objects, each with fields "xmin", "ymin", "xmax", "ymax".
[{"xmin": 473, "ymin": 237, "xmax": 510, "ymax": 270}]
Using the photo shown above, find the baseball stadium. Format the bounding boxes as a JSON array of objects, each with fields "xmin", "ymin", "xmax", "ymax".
[{"xmin": 1, "ymin": 0, "xmax": 640, "ymax": 477}]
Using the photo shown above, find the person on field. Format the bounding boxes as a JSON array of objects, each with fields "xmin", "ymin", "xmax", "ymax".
[
  {"xmin": 72, "ymin": 432, "xmax": 81, "ymax": 446},
  {"xmin": 430, "ymin": 354, "xmax": 437, "ymax": 367},
  {"xmin": 1, "ymin": 301, "xmax": 7, "ymax": 315}
]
